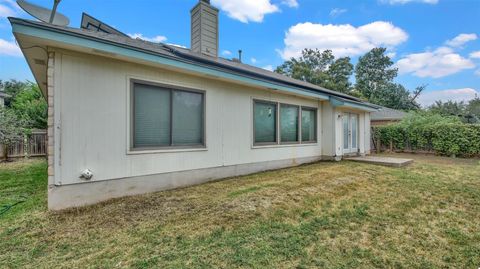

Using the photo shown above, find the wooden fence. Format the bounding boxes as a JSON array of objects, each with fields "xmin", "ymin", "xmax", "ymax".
[
  {"xmin": 371, "ymin": 127, "xmax": 397, "ymax": 153},
  {"xmin": 0, "ymin": 130, "xmax": 47, "ymax": 159},
  {"xmin": 370, "ymin": 127, "xmax": 435, "ymax": 154},
  {"xmin": 371, "ymin": 127, "xmax": 390, "ymax": 153}
]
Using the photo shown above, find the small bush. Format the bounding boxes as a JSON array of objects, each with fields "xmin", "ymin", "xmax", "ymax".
[{"xmin": 373, "ymin": 112, "xmax": 480, "ymax": 157}]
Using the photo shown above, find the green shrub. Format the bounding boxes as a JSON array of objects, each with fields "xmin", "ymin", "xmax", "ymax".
[{"xmin": 373, "ymin": 112, "xmax": 480, "ymax": 157}]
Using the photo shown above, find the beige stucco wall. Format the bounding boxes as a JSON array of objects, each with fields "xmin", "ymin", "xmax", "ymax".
[
  {"xmin": 320, "ymin": 101, "xmax": 334, "ymax": 157},
  {"xmin": 335, "ymin": 108, "xmax": 370, "ymax": 156},
  {"xmin": 321, "ymin": 102, "xmax": 371, "ymax": 158},
  {"xmin": 364, "ymin": 112, "xmax": 371, "ymax": 155},
  {"xmin": 47, "ymin": 49, "xmax": 372, "ymax": 209},
  {"xmin": 52, "ymin": 50, "xmax": 331, "ymax": 186}
]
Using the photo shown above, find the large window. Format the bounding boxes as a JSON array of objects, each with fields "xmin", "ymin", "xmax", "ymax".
[
  {"xmin": 301, "ymin": 108, "xmax": 317, "ymax": 142},
  {"xmin": 253, "ymin": 100, "xmax": 317, "ymax": 146},
  {"xmin": 132, "ymin": 80, "xmax": 205, "ymax": 149},
  {"xmin": 254, "ymin": 101, "xmax": 277, "ymax": 144},
  {"xmin": 280, "ymin": 104, "xmax": 299, "ymax": 143}
]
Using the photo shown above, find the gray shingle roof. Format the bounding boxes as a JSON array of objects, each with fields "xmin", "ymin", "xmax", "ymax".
[
  {"xmin": 10, "ymin": 17, "xmax": 380, "ymax": 109},
  {"xmin": 371, "ymin": 106, "xmax": 406, "ymax": 121}
]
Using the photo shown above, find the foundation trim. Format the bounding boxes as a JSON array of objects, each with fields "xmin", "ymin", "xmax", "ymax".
[{"xmin": 48, "ymin": 156, "xmax": 322, "ymax": 210}]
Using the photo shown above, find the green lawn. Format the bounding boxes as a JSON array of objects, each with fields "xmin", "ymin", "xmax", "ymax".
[{"xmin": 0, "ymin": 155, "xmax": 479, "ymax": 268}]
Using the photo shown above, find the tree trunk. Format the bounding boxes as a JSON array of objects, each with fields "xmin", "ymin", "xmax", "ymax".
[{"xmin": 2, "ymin": 143, "xmax": 8, "ymax": 161}]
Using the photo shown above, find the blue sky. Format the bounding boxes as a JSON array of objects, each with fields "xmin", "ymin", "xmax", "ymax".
[{"xmin": 0, "ymin": 0, "xmax": 479, "ymax": 106}]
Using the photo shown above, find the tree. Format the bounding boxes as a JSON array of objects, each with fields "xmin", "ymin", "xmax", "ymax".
[
  {"xmin": 11, "ymin": 82, "xmax": 47, "ymax": 129},
  {"xmin": 466, "ymin": 96, "xmax": 480, "ymax": 123},
  {"xmin": 427, "ymin": 99, "xmax": 480, "ymax": 124},
  {"xmin": 276, "ymin": 47, "xmax": 425, "ymax": 109},
  {"xmin": 0, "ymin": 107, "xmax": 27, "ymax": 161},
  {"xmin": 0, "ymin": 80, "xmax": 47, "ymax": 129},
  {"xmin": 355, "ymin": 47, "xmax": 398, "ymax": 100},
  {"xmin": 275, "ymin": 49, "xmax": 353, "ymax": 94},
  {"xmin": 355, "ymin": 48, "xmax": 422, "ymax": 110},
  {"xmin": 325, "ymin": 57, "xmax": 354, "ymax": 94},
  {"xmin": 0, "ymin": 80, "xmax": 29, "ymax": 108},
  {"xmin": 429, "ymin": 100, "xmax": 466, "ymax": 117},
  {"xmin": 371, "ymin": 83, "xmax": 423, "ymax": 110}
]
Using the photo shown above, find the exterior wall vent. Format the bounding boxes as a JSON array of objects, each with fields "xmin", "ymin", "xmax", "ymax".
[
  {"xmin": 191, "ymin": 0, "xmax": 219, "ymax": 58},
  {"xmin": 34, "ymin": 59, "xmax": 46, "ymax": 65}
]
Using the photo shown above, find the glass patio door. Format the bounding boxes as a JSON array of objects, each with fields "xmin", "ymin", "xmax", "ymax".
[{"xmin": 343, "ymin": 113, "xmax": 359, "ymax": 154}]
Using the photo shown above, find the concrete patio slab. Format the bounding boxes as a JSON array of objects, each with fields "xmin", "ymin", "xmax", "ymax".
[{"xmin": 345, "ymin": 156, "xmax": 414, "ymax": 167}]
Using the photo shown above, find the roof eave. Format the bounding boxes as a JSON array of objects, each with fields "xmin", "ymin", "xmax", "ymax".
[
  {"xmin": 329, "ymin": 97, "xmax": 380, "ymax": 112},
  {"xmin": 9, "ymin": 17, "xmax": 379, "ymax": 109},
  {"xmin": 10, "ymin": 18, "xmax": 333, "ymax": 101}
]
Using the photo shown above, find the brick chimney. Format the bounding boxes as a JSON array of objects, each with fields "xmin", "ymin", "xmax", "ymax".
[{"xmin": 191, "ymin": 0, "xmax": 219, "ymax": 57}]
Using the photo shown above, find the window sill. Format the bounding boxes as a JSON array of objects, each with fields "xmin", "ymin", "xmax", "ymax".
[
  {"xmin": 127, "ymin": 147, "xmax": 208, "ymax": 155},
  {"xmin": 252, "ymin": 143, "xmax": 318, "ymax": 149}
]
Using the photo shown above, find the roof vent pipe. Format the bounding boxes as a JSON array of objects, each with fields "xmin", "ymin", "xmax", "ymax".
[{"xmin": 238, "ymin": 50, "xmax": 242, "ymax": 63}]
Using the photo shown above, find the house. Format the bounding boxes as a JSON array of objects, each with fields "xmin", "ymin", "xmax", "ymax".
[
  {"xmin": 371, "ymin": 106, "xmax": 406, "ymax": 126},
  {"xmin": 9, "ymin": 0, "xmax": 379, "ymax": 210}
]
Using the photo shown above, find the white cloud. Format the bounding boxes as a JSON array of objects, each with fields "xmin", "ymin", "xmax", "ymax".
[
  {"xmin": 445, "ymin": 33, "xmax": 478, "ymax": 47},
  {"xmin": 281, "ymin": 0, "xmax": 299, "ymax": 8},
  {"xmin": 212, "ymin": 0, "xmax": 280, "ymax": 23},
  {"xmin": 0, "ymin": 4, "xmax": 15, "ymax": 18},
  {"xmin": 418, "ymin": 88, "xmax": 479, "ymax": 107},
  {"xmin": 475, "ymin": 69, "xmax": 480, "ymax": 76},
  {"xmin": 382, "ymin": 0, "xmax": 438, "ymax": 4},
  {"xmin": 386, "ymin": 52, "xmax": 397, "ymax": 59},
  {"xmin": 128, "ymin": 33, "xmax": 167, "ymax": 43},
  {"xmin": 0, "ymin": 0, "xmax": 20, "ymax": 22},
  {"xmin": 329, "ymin": 8, "xmax": 347, "ymax": 17},
  {"xmin": 279, "ymin": 21, "xmax": 408, "ymax": 59},
  {"xmin": 0, "ymin": 38, "xmax": 21, "ymax": 57},
  {"xmin": 250, "ymin": 57, "xmax": 257, "ymax": 64},
  {"xmin": 470, "ymin": 51, "xmax": 480, "ymax": 59},
  {"xmin": 222, "ymin": 50, "xmax": 232, "ymax": 56},
  {"xmin": 263, "ymin": 65, "xmax": 274, "ymax": 71},
  {"xmin": 396, "ymin": 46, "xmax": 475, "ymax": 78}
]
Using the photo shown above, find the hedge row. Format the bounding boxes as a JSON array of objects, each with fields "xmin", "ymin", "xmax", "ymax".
[{"xmin": 373, "ymin": 123, "xmax": 480, "ymax": 157}]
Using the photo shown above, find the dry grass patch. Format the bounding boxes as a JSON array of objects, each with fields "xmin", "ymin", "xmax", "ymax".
[{"xmin": 1, "ymin": 154, "xmax": 479, "ymax": 268}]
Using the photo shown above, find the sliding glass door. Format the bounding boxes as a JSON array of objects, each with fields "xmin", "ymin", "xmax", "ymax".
[{"xmin": 343, "ymin": 113, "xmax": 359, "ymax": 154}]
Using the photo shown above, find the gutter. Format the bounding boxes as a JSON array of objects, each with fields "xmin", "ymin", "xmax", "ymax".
[{"xmin": 329, "ymin": 97, "xmax": 380, "ymax": 112}]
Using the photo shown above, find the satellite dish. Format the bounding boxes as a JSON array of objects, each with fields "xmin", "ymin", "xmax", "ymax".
[{"xmin": 17, "ymin": 0, "xmax": 70, "ymax": 26}]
